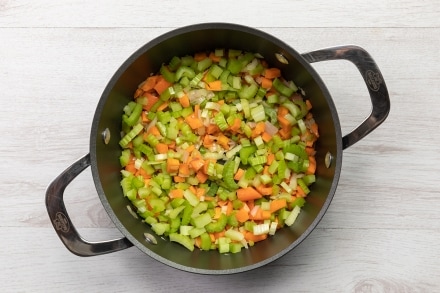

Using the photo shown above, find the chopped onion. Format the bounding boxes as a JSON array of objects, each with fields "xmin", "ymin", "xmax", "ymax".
[
  {"xmin": 145, "ymin": 116, "xmax": 157, "ymax": 133},
  {"xmin": 264, "ymin": 121, "xmax": 279, "ymax": 135}
]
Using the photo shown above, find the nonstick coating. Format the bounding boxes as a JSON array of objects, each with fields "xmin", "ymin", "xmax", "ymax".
[{"xmin": 89, "ymin": 23, "xmax": 342, "ymax": 274}]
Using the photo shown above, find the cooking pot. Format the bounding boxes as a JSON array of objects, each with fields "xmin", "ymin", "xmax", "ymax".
[{"xmin": 46, "ymin": 23, "xmax": 390, "ymax": 274}]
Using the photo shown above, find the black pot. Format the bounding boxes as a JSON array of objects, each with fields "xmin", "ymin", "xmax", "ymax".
[{"xmin": 46, "ymin": 23, "xmax": 390, "ymax": 274}]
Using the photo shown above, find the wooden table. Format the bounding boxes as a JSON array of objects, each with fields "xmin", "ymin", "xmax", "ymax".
[{"xmin": 1, "ymin": 1, "xmax": 439, "ymax": 292}]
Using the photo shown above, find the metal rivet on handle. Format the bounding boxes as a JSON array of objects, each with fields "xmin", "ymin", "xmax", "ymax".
[
  {"xmin": 275, "ymin": 53, "xmax": 289, "ymax": 64},
  {"xmin": 325, "ymin": 151, "xmax": 333, "ymax": 168},
  {"xmin": 144, "ymin": 233, "xmax": 158, "ymax": 245},
  {"xmin": 102, "ymin": 128, "xmax": 111, "ymax": 145}
]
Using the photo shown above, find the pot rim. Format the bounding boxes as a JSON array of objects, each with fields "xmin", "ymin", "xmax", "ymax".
[{"xmin": 89, "ymin": 22, "xmax": 343, "ymax": 274}]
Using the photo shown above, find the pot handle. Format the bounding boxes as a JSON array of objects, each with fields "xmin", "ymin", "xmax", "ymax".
[
  {"xmin": 45, "ymin": 153, "xmax": 133, "ymax": 256},
  {"xmin": 301, "ymin": 45, "xmax": 390, "ymax": 149}
]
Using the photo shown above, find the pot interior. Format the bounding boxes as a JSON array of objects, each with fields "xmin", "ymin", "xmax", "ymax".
[{"xmin": 90, "ymin": 23, "xmax": 342, "ymax": 274}]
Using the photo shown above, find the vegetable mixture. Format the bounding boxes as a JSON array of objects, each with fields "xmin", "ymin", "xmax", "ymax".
[{"xmin": 119, "ymin": 49, "xmax": 319, "ymax": 253}]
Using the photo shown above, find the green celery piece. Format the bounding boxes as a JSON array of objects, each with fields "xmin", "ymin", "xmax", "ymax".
[
  {"xmin": 200, "ymin": 232, "xmax": 212, "ymax": 251},
  {"xmin": 169, "ymin": 217, "xmax": 181, "ymax": 233},
  {"xmin": 180, "ymin": 55, "xmax": 195, "ymax": 67},
  {"xmin": 169, "ymin": 233, "xmax": 194, "ymax": 251},
  {"xmin": 209, "ymin": 64, "xmax": 223, "ymax": 79},
  {"xmin": 205, "ymin": 213, "xmax": 227, "ymax": 233},
  {"xmin": 239, "ymin": 145, "xmax": 257, "ymax": 165},
  {"xmin": 119, "ymin": 149, "xmax": 131, "ymax": 167},
  {"xmin": 250, "ymin": 104, "xmax": 266, "ymax": 122},
  {"xmin": 283, "ymin": 144, "xmax": 308, "ymax": 159},
  {"xmin": 273, "ymin": 78, "xmax": 295, "ymax": 97},
  {"xmin": 168, "ymin": 56, "xmax": 181, "ymax": 71},
  {"xmin": 181, "ymin": 204, "xmax": 194, "ymax": 226},
  {"xmin": 175, "ymin": 66, "xmax": 196, "ymax": 81},
  {"xmin": 150, "ymin": 198, "xmax": 166, "ymax": 213},
  {"xmin": 222, "ymin": 160, "xmax": 239, "ymax": 190},
  {"xmin": 291, "ymin": 197, "xmax": 306, "ymax": 208},
  {"xmin": 188, "ymin": 227, "xmax": 206, "ymax": 239},
  {"xmin": 123, "ymin": 103, "xmax": 142, "ymax": 126},
  {"xmin": 191, "ymin": 202, "xmax": 209, "ymax": 218},
  {"xmin": 206, "ymin": 183, "xmax": 219, "ymax": 196},
  {"xmin": 160, "ymin": 86, "xmax": 175, "ymax": 101},
  {"xmin": 214, "ymin": 111, "xmax": 228, "ymax": 131},
  {"xmin": 160, "ymin": 64, "xmax": 175, "ymax": 83},
  {"xmin": 119, "ymin": 123, "xmax": 143, "ymax": 148},
  {"xmin": 197, "ymin": 58, "xmax": 213, "ymax": 72},
  {"xmin": 151, "ymin": 222, "xmax": 170, "ymax": 236},
  {"xmin": 230, "ymin": 243, "xmax": 242, "ymax": 253},
  {"xmin": 238, "ymin": 83, "xmax": 258, "ymax": 100},
  {"xmin": 193, "ymin": 213, "xmax": 212, "ymax": 229}
]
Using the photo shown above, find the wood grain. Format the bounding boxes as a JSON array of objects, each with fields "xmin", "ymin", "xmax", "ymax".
[{"xmin": 1, "ymin": 1, "xmax": 439, "ymax": 292}]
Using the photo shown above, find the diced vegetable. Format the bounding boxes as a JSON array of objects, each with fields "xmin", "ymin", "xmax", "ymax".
[{"xmin": 119, "ymin": 49, "xmax": 319, "ymax": 253}]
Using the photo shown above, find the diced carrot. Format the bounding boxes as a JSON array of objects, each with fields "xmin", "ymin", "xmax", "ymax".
[
  {"xmin": 203, "ymin": 135, "xmax": 214, "ymax": 147},
  {"xmin": 190, "ymin": 158, "xmax": 205, "ymax": 171},
  {"xmin": 153, "ymin": 76, "xmax": 173, "ymax": 95},
  {"xmin": 226, "ymin": 201, "xmax": 233, "ymax": 216},
  {"xmin": 270, "ymin": 199, "xmax": 287, "ymax": 213},
  {"xmin": 213, "ymin": 230, "xmax": 226, "ymax": 239},
  {"xmin": 141, "ymin": 111, "xmax": 149, "ymax": 123},
  {"xmin": 278, "ymin": 106, "xmax": 289, "ymax": 117},
  {"xmin": 296, "ymin": 186, "xmax": 306, "ymax": 197},
  {"xmin": 237, "ymin": 187, "xmax": 263, "ymax": 201},
  {"xmin": 306, "ymin": 156, "xmax": 316, "ymax": 175},
  {"xmin": 142, "ymin": 92, "xmax": 159, "ymax": 111},
  {"xmin": 250, "ymin": 209, "xmax": 271, "ymax": 220},
  {"xmin": 261, "ymin": 131, "xmax": 272, "ymax": 142},
  {"xmin": 134, "ymin": 88, "xmax": 144, "ymax": 99},
  {"xmin": 278, "ymin": 127, "xmax": 292, "ymax": 139},
  {"xmin": 205, "ymin": 80, "xmax": 223, "ymax": 91},
  {"xmin": 267, "ymin": 153, "xmax": 275, "ymax": 165},
  {"xmin": 263, "ymin": 68, "xmax": 281, "ymax": 79},
  {"xmin": 194, "ymin": 187, "xmax": 206, "ymax": 198},
  {"xmin": 194, "ymin": 237, "xmax": 202, "ymax": 249},
  {"xmin": 146, "ymin": 125, "xmax": 161, "ymax": 137},
  {"xmin": 251, "ymin": 121, "xmax": 265, "ymax": 138},
  {"xmin": 157, "ymin": 102, "xmax": 169, "ymax": 112},
  {"xmin": 305, "ymin": 99, "xmax": 313, "ymax": 110},
  {"xmin": 234, "ymin": 168, "xmax": 245, "ymax": 181},
  {"xmin": 178, "ymin": 94, "xmax": 190, "ymax": 108},
  {"xmin": 206, "ymin": 124, "xmax": 220, "ymax": 135},
  {"xmin": 178, "ymin": 163, "xmax": 190, "ymax": 177},
  {"xmin": 155, "ymin": 143, "xmax": 168, "ymax": 154},
  {"xmin": 309, "ymin": 122, "xmax": 319, "ymax": 137},
  {"xmin": 277, "ymin": 115, "xmax": 291, "ymax": 129},
  {"xmin": 185, "ymin": 115, "xmax": 204, "ymax": 130},
  {"xmin": 173, "ymin": 175, "xmax": 186, "ymax": 183},
  {"xmin": 209, "ymin": 51, "xmax": 222, "ymax": 63},
  {"xmin": 260, "ymin": 77, "xmax": 272, "ymax": 89},
  {"xmin": 213, "ymin": 207, "xmax": 222, "ymax": 219},
  {"xmin": 305, "ymin": 147, "xmax": 316, "ymax": 156},
  {"xmin": 185, "ymin": 144, "xmax": 195, "ymax": 153},
  {"xmin": 256, "ymin": 185, "xmax": 273, "ymax": 196},
  {"xmin": 228, "ymin": 118, "xmax": 241, "ymax": 132},
  {"xmin": 194, "ymin": 52, "xmax": 208, "ymax": 61},
  {"xmin": 166, "ymin": 158, "xmax": 180, "ymax": 173},
  {"xmin": 217, "ymin": 134, "xmax": 230, "ymax": 150},
  {"xmin": 140, "ymin": 75, "xmax": 159, "ymax": 92},
  {"xmin": 244, "ymin": 231, "xmax": 268, "ymax": 243},
  {"xmin": 189, "ymin": 186, "xmax": 197, "ymax": 195},
  {"xmin": 169, "ymin": 189, "xmax": 184, "ymax": 199},
  {"xmin": 235, "ymin": 207, "xmax": 250, "ymax": 223},
  {"xmin": 125, "ymin": 163, "xmax": 137, "ymax": 174},
  {"xmin": 196, "ymin": 171, "xmax": 208, "ymax": 183}
]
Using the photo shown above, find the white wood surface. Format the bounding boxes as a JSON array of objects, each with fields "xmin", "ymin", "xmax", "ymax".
[{"xmin": 1, "ymin": 1, "xmax": 439, "ymax": 292}]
